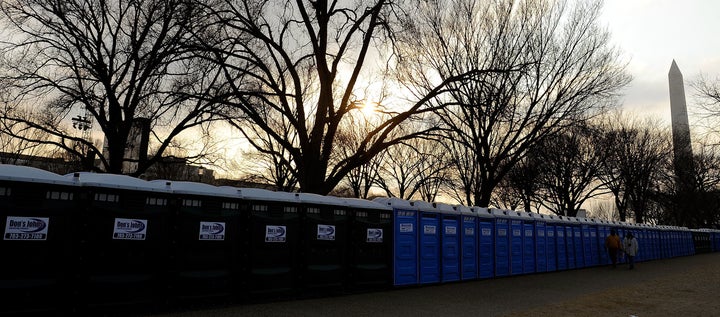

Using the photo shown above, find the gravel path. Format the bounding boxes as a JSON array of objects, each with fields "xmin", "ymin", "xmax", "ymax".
[{"xmin": 147, "ymin": 252, "xmax": 720, "ymax": 317}]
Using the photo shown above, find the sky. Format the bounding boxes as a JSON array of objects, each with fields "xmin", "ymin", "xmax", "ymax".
[{"xmin": 600, "ymin": 0, "xmax": 720, "ymax": 124}]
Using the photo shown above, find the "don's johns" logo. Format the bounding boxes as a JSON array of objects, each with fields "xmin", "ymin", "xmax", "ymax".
[
  {"xmin": 199, "ymin": 222, "xmax": 226, "ymax": 241},
  {"xmin": 265, "ymin": 225, "xmax": 287, "ymax": 242},
  {"xmin": 317, "ymin": 224, "xmax": 336, "ymax": 241},
  {"xmin": 4, "ymin": 216, "xmax": 49, "ymax": 241},
  {"xmin": 366, "ymin": 228, "xmax": 383, "ymax": 243},
  {"xmin": 112, "ymin": 218, "xmax": 148, "ymax": 240}
]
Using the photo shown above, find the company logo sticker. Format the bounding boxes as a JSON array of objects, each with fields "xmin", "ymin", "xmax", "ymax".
[
  {"xmin": 199, "ymin": 222, "xmax": 226, "ymax": 241},
  {"xmin": 423, "ymin": 225, "xmax": 436, "ymax": 235},
  {"xmin": 498, "ymin": 228, "xmax": 507, "ymax": 236},
  {"xmin": 265, "ymin": 225, "xmax": 287, "ymax": 242},
  {"xmin": 445, "ymin": 226, "xmax": 457, "ymax": 235},
  {"xmin": 367, "ymin": 228, "xmax": 383, "ymax": 243},
  {"xmin": 4, "ymin": 216, "xmax": 49, "ymax": 240},
  {"xmin": 112, "ymin": 218, "xmax": 147, "ymax": 240},
  {"xmin": 317, "ymin": 224, "xmax": 336, "ymax": 240},
  {"xmin": 465, "ymin": 227, "xmax": 475, "ymax": 236},
  {"xmin": 482, "ymin": 228, "xmax": 492, "ymax": 236},
  {"xmin": 399, "ymin": 223, "xmax": 413, "ymax": 233}
]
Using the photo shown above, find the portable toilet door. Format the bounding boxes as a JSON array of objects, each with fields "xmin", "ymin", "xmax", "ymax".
[
  {"xmin": 0, "ymin": 165, "xmax": 78, "ymax": 315},
  {"xmin": 555, "ymin": 217, "xmax": 569, "ymax": 271},
  {"xmin": 579, "ymin": 218, "xmax": 593, "ymax": 267},
  {"xmin": 596, "ymin": 221, "xmax": 609, "ymax": 265},
  {"xmin": 506, "ymin": 211, "xmax": 524, "ymax": 275},
  {"xmin": 456, "ymin": 205, "xmax": 477, "ymax": 280},
  {"xmin": 520, "ymin": 212, "xmax": 536, "ymax": 274},
  {"xmin": 436, "ymin": 202, "xmax": 461, "ymax": 283},
  {"xmin": 474, "ymin": 207, "xmax": 495, "ymax": 279},
  {"xmin": 545, "ymin": 215, "xmax": 558, "ymax": 272},
  {"xmin": 342, "ymin": 198, "xmax": 393, "ymax": 291},
  {"xmin": 530, "ymin": 213, "xmax": 547, "ymax": 273},
  {"xmin": 298, "ymin": 193, "xmax": 349, "ymax": 293},
  {"xmin": 491, "ymin": 209, "xmax": 510, "ymax": 277},
  {"xmin": 374, "ymin": 198, "xmax": 418, "ymax": 287},
  {"xmin": 69, "ymin": 172, "xmax": 173, "ymax": 310},
  {"xmin": 411, "ymin": 200, "xmax": 441, "ymax": 284},
  {"xmin": 157, "ymin": 181, "xmax": 244, "ymax": 302},
  {"xmin": 570, "ymin": 217, "xmax": 584, "ymax": 269},
  {"xmin": 238, "ymin": 188, "xmax": 301, "ymax": 297}
]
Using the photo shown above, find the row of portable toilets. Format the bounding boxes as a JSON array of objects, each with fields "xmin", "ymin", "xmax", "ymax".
[{"xmin": 1, "ymin": 164, "xmax": 720, "ymax": 314}]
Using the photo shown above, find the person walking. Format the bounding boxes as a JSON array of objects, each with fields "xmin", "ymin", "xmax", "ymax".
[
  {"xmin": 624, "ymin": 232, "xmax": 639, "ymax": 270},
  {"xmin": 605, "ymin": 229, "xmax": 622, "ymax": 268}
]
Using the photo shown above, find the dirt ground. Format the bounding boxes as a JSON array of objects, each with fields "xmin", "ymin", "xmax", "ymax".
[{"xmin": 148, "ymin": 252, "xmax": 720, "ymax": 317}]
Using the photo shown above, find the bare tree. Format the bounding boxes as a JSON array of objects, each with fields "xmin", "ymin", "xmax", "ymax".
[
  {"xmin": 199, "ymin": 0, "xmax": 505, "ymax": 194},
  {"xmin": 534, "ymin": 124, "xmax": 608, "ymax": 217},
  {"xmin": 0, "ymin": 0, "xmax": 224, "ymax": 175},
  {"xmin": 491, "ymin": 147, "xmax": 542, "ymax": 212},
  {"xmin": 597, "ymin": 113, "xmax": 672, "ymax": 223},
  {"xmin": 398, "ymin": 0, "xmax": 630, "ymax": 207}
]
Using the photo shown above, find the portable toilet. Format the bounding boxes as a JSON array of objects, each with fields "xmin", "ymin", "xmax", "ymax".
[
  {"xmin": 0, "ymin": 165, "xmax": 78, "ymax": 315},
  {"xmin": 155, "ymin": 181, "xmax": 244, "ymax": 302},
  {"xmin": 455, "ymin": 205, "xmax": 477, "ymax": 280},
  {"xmin": 505, "ymin": 210, "xmax": 524, "ymax": 275},
  {"xmin": 555, "ymin": 216, "xmax": 569, "ymax": 271},
  {"xmin": 544, "ymin": 214, "xmax": 559, "ymax": 272},
  {"xmin": 374, "ymin": 197, "xmax": 418, "ymax": 286},
  {"xmin": 297, "ymin": 193, "xmax": 349, "ymax": 293},
  {"xmin": 597, "ymin": 220, "xmax": 610, "ymax": 265},
  {"xmin": 342, "ymin": 197, "xmax": 393, "ymax": 290},
  {"xmin": 491, "ymin": 209, "xmax": 511, "ymax": 277},
  {"xmin": 568, "ymin": 217, "xmax": 584, "ymax": 269},
  {"xmin": 69, "ymin": 172, "xmax": 172, "ymax": 310},
  {"xmin": 578, "ymin": 217, "xmax": 594, "ymax": 267},
  {"xmin": 236, "ymin": 188, "xmax": 301, "ymax": 297},
  {"xmin": 435, "ymin": 202, "xmax": 460, "ymax": 282},
  {"xmin": 529, "ymin": 213, "xmax": 547, "ymax": 273},
  {"xmin": 519, "ymin": 212, "xmax": 536, "ymax": 274},
  {"xmin": 473, "ymin": 207, "xmax": 495, "ymax": 279},
  {"xmin": 412, "ymin": 200, "xmax": 441, "ymax": 284}
]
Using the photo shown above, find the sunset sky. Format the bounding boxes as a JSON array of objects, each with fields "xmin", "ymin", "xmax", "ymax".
[{"xmin": 601, "ymin": 0, "xmax": 720, "ymax": 124}]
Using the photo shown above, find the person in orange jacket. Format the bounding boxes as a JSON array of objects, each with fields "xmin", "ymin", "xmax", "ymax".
[{"xmin": 605, "ymin": 229, "xmax": 622, "ymax": 268}]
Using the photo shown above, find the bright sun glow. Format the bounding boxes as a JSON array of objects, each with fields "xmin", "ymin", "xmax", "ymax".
[{"xmin": 359, "ymin": 100, "xmax": 377, "ymax": 117}]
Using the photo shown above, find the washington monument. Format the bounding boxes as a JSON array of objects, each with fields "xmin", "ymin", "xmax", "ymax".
[{"xmin": 668, "ymin": 60, "xmax": 695, "ymax": 209}]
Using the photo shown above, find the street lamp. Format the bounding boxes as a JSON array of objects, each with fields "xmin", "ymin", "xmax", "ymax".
[{"xmin": 197, "ymin": 166, "xmax": 204, "ymax": 182}]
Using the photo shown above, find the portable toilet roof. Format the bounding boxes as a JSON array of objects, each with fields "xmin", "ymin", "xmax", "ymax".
[
  {"xmin": 471, "ymin": 207, "xmax": 495, "ymax": 219},
  {"xmin": 373, "ymin": 197, "xmax": 417, "ymax": 210},
  {"xmin": 433, "ymin": 202, "xmax": 458, "ymax": 214},
  {"xmin": 150, "ymin": 180, "xmax": 239, "ymax": 199},
  {"xmin": 67, "ymin": 172, "xmax": 171, "ymax": 193},
  {"xmin": 410, "ymin": 200, "xmax": 435, "ymax": 212},
  {"xmin": 491, "ymin": 209, "xmax": 512, "ymax": 218},
  {"xmin": 528, "ymin": 212, "xmax": 548, "ymax": 222},
  {"xmin": 223, "ymin": 187, "xmax": 300, "ymax": 204},
  {"xmin": 454, "ymin": 205, "xmax": 474, "ymax": 216},
  {"xmin": 296, "ymin": 192, "xmax": 345, "ymax": 207},
  {"xmin": 341, "ymin": 197, "xmax": 392, "ymax": 211},
  {"xmin": 1, "ymin": 164, "xmax": 75, "ymax": 186}
]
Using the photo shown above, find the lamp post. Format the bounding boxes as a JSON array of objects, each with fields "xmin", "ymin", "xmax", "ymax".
[
  {"xmin": 197, "ymin": 166, "xmax": 204, "ymax": 182},
  {"xmin": 71, "ymin": 114, "xmax": 93, "ymax": 170}
]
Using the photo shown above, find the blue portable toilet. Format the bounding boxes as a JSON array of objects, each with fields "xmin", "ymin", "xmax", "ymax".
[
  {"xmin": 519, "ymin": 212, "xmax": 536, "ymax": 274},
  {"xmin": 155, "ymin": 181, "xmax": 244, "ymax": 302},
  {"xmin": 435, "ymin": 202, "xmax": 460, "ymax": 283},
  {"xmin": 342, "ymin": 197, "xmax": 393, "ymax": 290},
  {"xmin": 544, "ymin": 214, "xmax": 559, "ymax": 272},
  {"xmin": 236, "ymin": 188, "xmax": 302, "ymax": 296},
  {"xmin": 555, "ymin": 216, "xmax": 574, "ymax": 271},
  {"xmin": 455, "ymin": 205, "xmax": 477, "ymax": 280},
  {"xmin": 374, "ymin": 198, "xmax": 419, "ymax": 286},
  {"xmin": 491, "ymin": 209, "xmax": 511, "ymax": 277},
  {"xmin": 568, "ymin": 217, "xmax": 584, "ymax": 269},
  {"xmin": 578, "ymin": 218, "xmax": 594, "ymax": 267},
  {"xmin": 0, "ymin": 165, "xmax": 78, "ymax": 315},
  {"xmin": 596, "ymin": 220, "xmax": 610, "ymax": 265},
  {"xmin": 69, "ymin": 172, "xmax": 172, "ymax": 310},
  {"xmin": 297, "ymin": 193, "xmax": 349, "ymax": 293},
  {"xmin": 473, "ymin": 207, "xmax": 495, "ymax": 279},
  {"xmin": 412, "ymin": 200, "xmax": 441, "ymax": 284},
  {"xmin": 505, "ymin": 211, "xmax": 524, "ymax": 275},
  {"xmin": 529, "ymin": 213, "xmax": 547, "ymax": 273}
]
